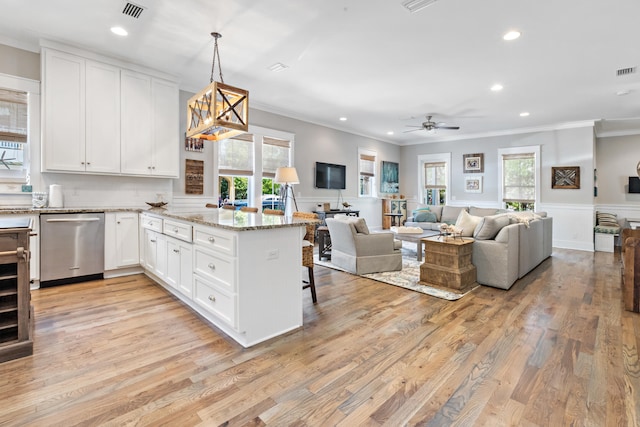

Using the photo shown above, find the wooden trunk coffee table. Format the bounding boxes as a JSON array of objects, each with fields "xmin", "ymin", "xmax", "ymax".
[{"xmin": 420, "ymin": 235, "xmax": 476, "ymax": 291}]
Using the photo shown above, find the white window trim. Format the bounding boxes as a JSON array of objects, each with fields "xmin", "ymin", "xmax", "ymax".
[
  {"xmin": 358, "ymin": 147, "xmax": 377, "ymax": 198},
  {"xmin": 0, "ymin": 73, "xmax": 39, "ymax": 191},
  {"xmin": 417, "ymin": 152, "xmax": 451, "ymax": 205},
  {"xmin": 497, "ymin": 145, "xmax": 541, "ymax": 209}
]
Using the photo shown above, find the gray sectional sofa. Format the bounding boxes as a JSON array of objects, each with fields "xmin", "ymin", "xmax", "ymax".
[{"xmin": 406, "ymin": 205, "xmax": 553, "ymax": 290}]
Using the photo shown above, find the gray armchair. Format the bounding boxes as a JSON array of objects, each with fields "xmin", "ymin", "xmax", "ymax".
[{"xmin": 325, "ymin": 217, "xmax": 402, "ymax": 275}]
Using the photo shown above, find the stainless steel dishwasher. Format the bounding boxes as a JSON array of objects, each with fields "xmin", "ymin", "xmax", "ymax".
[{"xmin": 40, "ymin": 212, "xmax": 105, "ymax": 286}]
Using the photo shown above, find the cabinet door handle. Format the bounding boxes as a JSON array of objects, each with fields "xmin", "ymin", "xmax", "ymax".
[
  {"xmin": 208, "ymin": 295, "xmax": 216, "ymax": 302},
  {"xmin": 173, "ymin": 249, "xmax": 180, "ymax": 253},
  {"xmin": 208, "ymin": 262, "xmax": 215, "ymax": 270},
  {"xmin": 148, "ymin": 166, "xmax": 152, "ymax": 170},
  {"xmin": 150, "ymin": 239, "xmax": 156, "ymax": 243},
  {"xmin": 173, "ymin": 228, "xmax": 179, "ymax": 233},
  {"xmin": 208, "ymin": 236, "xmax": 215, "ymax": 243}
]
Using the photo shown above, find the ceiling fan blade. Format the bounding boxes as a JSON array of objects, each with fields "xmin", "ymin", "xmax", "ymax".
[
  {"xmin": 434, "ymin": 125, "xmax": 460, "ymax": 130},
  {"xmin": 402, "ymin": 128, "xmax": 427, "ymax": 133},
  {"xmin": 404, "ymin": 125, "xmax": 423, "ymax": 128}
]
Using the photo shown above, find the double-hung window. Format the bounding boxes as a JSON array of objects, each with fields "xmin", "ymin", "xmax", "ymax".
[
  {"xmin": 218, "ymin": 133, "xmax": 254, "ymax": 201},
  {"xmin": 423, "ymin": 161, "xmax": 446, "ymax": 205},
  {"xmin": 0, "ymin": 88, "xmax": 29, "ymax": 184},
  {"xmin": 499, "ymin": 146, "xmax": 540, "ymax": 211},
  {"xmin": 262, "ymin": 136, "xmax": 291, "ymax": 208}
]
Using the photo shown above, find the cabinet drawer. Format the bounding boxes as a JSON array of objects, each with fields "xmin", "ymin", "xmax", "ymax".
[
  {"xmin": 193, "ymin": 226, "xmax": 236, "ymax": 256},
  {"xmin": 140, "ymin": 215, "xmax": 162, "ymax": 232},
  {"xmin": 194, "ymin": 247, "xmax": 236, "ymax": 292},
  {"xmin": 163, "ymin": 219, "xmax": 192, "ymax": 242},
  {"xmin": 194, "ymin": 275, "xmax": 237, "ymax": 329}
]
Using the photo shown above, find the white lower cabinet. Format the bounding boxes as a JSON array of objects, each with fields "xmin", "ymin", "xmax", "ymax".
[
  {"xmin": 193, "ymin": 275, "xmax": 237, "ymax": 329},
  {"xmin": 141, "ymin": 227, "xmax": 166, "ymax": 279},
  {"xmin": 166, "ymin": 236, "xmax": 193, "ymax": 298},
  {"xmin": 105, "ymin": 212, "xmax": 139, "ymax": 271},
  {"xmin": 139, "ymin": 213, "xmax": 304, "ymax": 348}
]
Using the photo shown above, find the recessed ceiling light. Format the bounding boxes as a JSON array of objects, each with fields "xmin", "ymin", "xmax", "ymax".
[
  {"xmin": 491, "ymin": 84, "xmax": 503, "ymax": 92},
  {"xmin": 387, "ymin": 131, "xmax": 394, "ymax": 135},
  {"xmin": 339, "ymin": 117, "xmax": 347, "ymax": 121},
  {"xmin": 520, "ymin": 112, "xmax": 530, "ymax": 117},
  {"xmin": 616, "ymin": 90, "xmax": 631, "ymax": 96},
  {"xmin": 503, "ymin": 30, "xmax": 521, "ymax": 41},
  {"xmin": 110, "ymin": 26, "xmax": 128, "ymax": 36}
]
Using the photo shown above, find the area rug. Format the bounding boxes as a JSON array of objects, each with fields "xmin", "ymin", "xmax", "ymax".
[{"xmin": 315, "ymin": 244, "xmax": 477, "ymax": 301}]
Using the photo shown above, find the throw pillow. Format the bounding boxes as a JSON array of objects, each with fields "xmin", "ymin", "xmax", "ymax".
[
  {"xmin": 414, "ymin": 211, "xmax": 437, "ymax": 223},
  {"xmin": 455, "ymin": 210, "xmax": 482, "ymax": 237},
  {"xmin": 352, "ymin": 217, "xmax": 370, "ymax": 234},
  {"xmin": 442, "ymin": 206, "xmax": 468, "ymax": 224},
  {"xmin": 473, "ymin": 214, "xmax": 511, "ymax": 240},
  {"xmin": 597, "ymin": 212, "xmax": 618, "ymax": 227}
]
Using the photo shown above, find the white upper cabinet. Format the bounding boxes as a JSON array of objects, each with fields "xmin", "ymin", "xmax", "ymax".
[
  {"xmin": 85, "ymin": 60, "xmax": 121, "ymax": 174},
  {"xmin": 43, "ymin": 49, "xmax": 86, "ymax": 172},
  {"xmin": 121, "ymin": 72, "xmax": 178, "ymax": 177},
  {"xmin": 42, "ymin": 46, "xmax": 178, "ymax": 178}
]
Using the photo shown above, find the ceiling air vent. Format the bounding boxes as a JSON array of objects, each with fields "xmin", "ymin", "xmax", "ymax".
[
  {"xmin": 122, "ymin": 2, "xmax": 144, "ymax": 19},
  {"xmin": 401, "ymin": 0, "xmax": 438, "ymax": 13},
  {"xmin": 616, "ymin": 67, "xmax": 636, "ymax": 77}
]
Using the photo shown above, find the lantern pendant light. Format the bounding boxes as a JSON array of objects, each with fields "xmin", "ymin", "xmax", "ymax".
[{"xmin": 186, "ymin": 32, "xmax": 249, "ymax": 141}]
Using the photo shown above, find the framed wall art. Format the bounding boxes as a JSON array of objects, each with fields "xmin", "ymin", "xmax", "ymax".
[
  {"xmin": 463, "ymin": 153, "xmax": 484, "ymax": 173},
  {"xmin": 380, "ymin": 161, "xmax": 399, "ymax": 193},
  {"xmin": 552, "ymin": 166, "xmax": 580, "ymax": 189},
  {"xmin": 464, "ymin": 176, "xmax": 483, "ymax": 193},
  {"xmin": 185, "ymin": 159, "xmax": 204, "ymax": 194}
]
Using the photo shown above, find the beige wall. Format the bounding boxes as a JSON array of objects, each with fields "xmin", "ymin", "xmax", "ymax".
[{"xmin": 0, "ymin": 44, "xmax": 39, "ymax": 81}]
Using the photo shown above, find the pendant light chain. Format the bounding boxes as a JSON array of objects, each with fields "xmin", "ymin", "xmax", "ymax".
[{"xmin": 209, "ymin": 32, "xmax": 224, "ymax": 84}]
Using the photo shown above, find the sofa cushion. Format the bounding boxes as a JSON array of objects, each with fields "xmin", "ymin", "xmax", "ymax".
[
  {"xmin": 455, "ymin": 210, "xmax": 482, "ymax": 237},
  {"xmin": 442, "ymin": 206, "xmax": 468, "ymax": 225},
  {"xmin": 473, "ymin": 213, "xmax": 511, "ymax": 240},
  {"xmin": 414, "ymin": 210, "xmax": 437, "ymax": 223},
  {"xmin": 469, "ymin": 206, "xmax": 499, "ymax": 217}
]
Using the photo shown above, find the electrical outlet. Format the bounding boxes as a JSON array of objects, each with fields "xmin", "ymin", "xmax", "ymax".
[{"xmin": 266, "ymin": 249, "xmax": 279, "ymax": 260}]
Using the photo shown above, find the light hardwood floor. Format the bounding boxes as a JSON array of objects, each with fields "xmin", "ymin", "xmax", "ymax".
[{"xmin": 0, "ymin": 248, "xmax": 638, "ymax": 426}]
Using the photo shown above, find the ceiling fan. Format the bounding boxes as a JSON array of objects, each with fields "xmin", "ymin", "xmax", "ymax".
[{"xmin": 404, "ymin": 115, "xmax": 460, "ymax": 133}]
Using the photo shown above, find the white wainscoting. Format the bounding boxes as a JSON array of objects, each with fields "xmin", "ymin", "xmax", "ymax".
[{"xmin": 539, "ymin": 203, "xmax": 595, "ymax": 252}]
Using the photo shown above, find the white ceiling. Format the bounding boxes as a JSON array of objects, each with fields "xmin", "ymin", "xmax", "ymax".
[{"xmin": 1, "ymin": 0, "xmax": 640, "ymax": 144}]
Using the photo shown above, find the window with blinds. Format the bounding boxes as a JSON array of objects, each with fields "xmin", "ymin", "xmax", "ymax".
[
  {"xmin": 424, "ymin": 162, "xmax": 446, "ymax": 205},
  {"xmin": 502, "ymin": 153, "xmax": 535, "ymax": 210},
  {"xmin": 218, "ymin": 133, "xmax": 254, "ymax": 176},
  {"xmin": 359, "ymin": 151, "xmax": 376, "ymax": 197},
  {"xmin": 0, "ymin": 88, "xmax": 29, "ymax": 183},
  {"xmin": 262, "ymin": 136, "xmax": 291, "ymax": 178}
]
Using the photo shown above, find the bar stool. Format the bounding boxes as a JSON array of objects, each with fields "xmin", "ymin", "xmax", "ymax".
[{"xmin": 317, "ymin": 226, "xmax": 331, "ymax": 260}]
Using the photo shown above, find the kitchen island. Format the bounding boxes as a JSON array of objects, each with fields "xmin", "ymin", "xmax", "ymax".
[{"xmin": 139, "ymin": 208, "xmax": 313, "ymax": 347}]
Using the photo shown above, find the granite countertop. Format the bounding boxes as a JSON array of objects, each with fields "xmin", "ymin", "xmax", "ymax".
[
  {"xmin": 0, "ymin": 206, "xmax": 317, "ymax": 231},
  {"xmin": 0, "ymin": 207, "xmax": 138, "ymax": 215},
  {"xmin": 144, "ymin": 207, "xmax": 316, "ymax": 231}
]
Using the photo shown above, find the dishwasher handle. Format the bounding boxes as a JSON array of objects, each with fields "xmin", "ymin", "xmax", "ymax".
[{"xmin": 45, "ymin": 218, "xmax": 102, "ymax": 223}]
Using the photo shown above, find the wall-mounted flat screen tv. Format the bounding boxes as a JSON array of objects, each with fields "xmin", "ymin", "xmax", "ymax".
[
  {"xmin": 315, "ymin": 162, "xmax": 346, "ymax": 190},
  {"xmin": 629, "ymin": 176, "xmax": 640, "ymax": 193}
]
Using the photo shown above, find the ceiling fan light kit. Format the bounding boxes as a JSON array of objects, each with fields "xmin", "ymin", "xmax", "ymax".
[
  {"xmin": 404, "ymin": 115, "xmax": 460, "ymax": 133},
  {"xmin": 186, "ymin": 32, "xmax": 249, "ymax": 141}
]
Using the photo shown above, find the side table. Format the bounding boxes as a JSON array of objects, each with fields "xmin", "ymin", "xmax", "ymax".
[{"xmin": 420, "ymin": 236, "xmax": 476, "ymax": 291}]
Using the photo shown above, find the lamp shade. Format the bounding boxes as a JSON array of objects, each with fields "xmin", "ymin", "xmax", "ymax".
[{"xmin": 274, "ymin": 167, "xmax": 299, "ymax": 184}]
